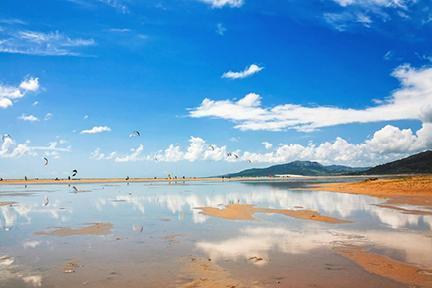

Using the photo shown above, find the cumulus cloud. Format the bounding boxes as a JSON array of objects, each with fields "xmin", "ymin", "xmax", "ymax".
[
  {"xmin": 0, "ymin": 138, "xmax": 71, "ymax": 159},
  {"xmin": 0, "ymin": 28, "xmax": 95, "ymax": 56},
  {"xmin": 0, "ymin": 77, "xmax": 39, "ymax": 109},
  {"xmin": 262, "ymin": 142, "xmax": 273, "ymax": 150},
  {"xmin": 89, "ymin": 123, "xmax": 432, "ymax": 166},
  {"xmin": 199, "ymin": 0, "xmax": 244, "ymax": 8},
  {"xmin": 222, "ymin": 64, "xmax": 263, "ymax": 80},
  {"xmin": 243, "ymin": 124, "xmax": 432, "ymax": 166},
  {"xmin": 115, "ymin": 144, "xmax": 144, "ymax": 162},
  {"xmin": 90, "ymin": 148, "xmax": 117, "ymax": 160},
  {"xmin": 80, "ymin": 126, "xmax": 111, "ymax": 134},
  {"xmin": 19, "ymin": 114, "xmax": 39, "ymax": 122},
  {"xmin": 191, "ymin": 65, "xmax": 432, "ymax": 132}
]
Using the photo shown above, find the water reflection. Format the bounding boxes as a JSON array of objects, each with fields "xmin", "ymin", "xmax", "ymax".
[
  {"xmin": 196, "ymin": 226, "xmax": 432, "ymax": 268},
  {"xmin": 0, "ymin": 181, "xmax": 431, "ymax": 287}
]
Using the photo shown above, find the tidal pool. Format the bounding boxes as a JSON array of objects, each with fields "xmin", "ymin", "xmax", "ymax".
[{"xmin": 1, "ymin": 180, "xmax": 431, "ymax": 287}]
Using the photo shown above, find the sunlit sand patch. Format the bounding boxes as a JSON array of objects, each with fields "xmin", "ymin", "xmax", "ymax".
[
  {"xmin": 177, "ymin": 257, "xmax": 260, "ymax": 288},
  {"xmin": 195, "ymin": 204, "xmax": 349, "ymax": 223},
  {"xmin": 336, "ymin": 246, "xmax": 432, "ymax": 287},
  {"xmin": 0, "ymin": 201, "xmax": 16, "ymax": 206},
  {"xmin": 314, "ymin": 175, "xmax": 432, "ymax": 207},
  {"xmin": 35, "ymin": 223, "xmax": 113, "ymax": 237}
]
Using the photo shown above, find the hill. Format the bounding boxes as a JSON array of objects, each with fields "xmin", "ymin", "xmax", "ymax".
[
  {"xmin": 361, "ymin": 150, "xmax": 432, "ymax": 175},
  {"xmin": 224, "ymin": 161, "xmax": 368, "ymax": 177}
]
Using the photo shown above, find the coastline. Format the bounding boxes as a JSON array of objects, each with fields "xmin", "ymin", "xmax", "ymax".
[
  {"xmin": 312, "ymin": 174, "xmax": 432, "ymax": 207},
  {"xmin": 0, "ymin": 174, "xmax": 405, "ymax": 186}
]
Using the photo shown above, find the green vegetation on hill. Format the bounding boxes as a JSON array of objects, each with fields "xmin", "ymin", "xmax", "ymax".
[
  {"xmin": 360, "ymin": 150, "xmax": 432, "ymax": 175},
  {"xmin": 224, "ymin": 161, "xmax": 368, "ymax": 177}
]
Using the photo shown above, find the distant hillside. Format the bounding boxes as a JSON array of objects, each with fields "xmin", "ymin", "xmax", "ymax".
[
  {"xmin": 224, "ymin": 161, "xmax": 368, "ymax": 177},
  {"xmin": 361, "ymin": 150, "xmax": 432, "ymax": 175}
]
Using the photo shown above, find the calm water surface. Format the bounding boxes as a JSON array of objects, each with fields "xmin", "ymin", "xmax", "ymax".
[{"xmin": 1, "ymin": 180, "xmax": 431, "ymax": 287}]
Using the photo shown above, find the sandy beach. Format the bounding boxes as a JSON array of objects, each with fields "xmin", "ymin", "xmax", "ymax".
[
  {"xmin": 0, "ymin": 175, "xmax": 374, "ymax": 186},
  {"xmin": 313, "ymin": 175, "xmax": 432, "ymax": 207}
]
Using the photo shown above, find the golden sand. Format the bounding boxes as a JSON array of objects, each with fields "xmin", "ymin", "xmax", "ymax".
[
  {"xmin": 196, "ymin": 204, "xmax": 349, "ymax": 223},
  {"xmin": 337, "ymin": 246, "xmax": 432, "ymax": 287},
  {"xmin": 314, "ymin": 175, "xmax": 432, "ymax": 207},
  {"xmin": 35, "ymin": 223, "xmax": 113, "ymax": 237}
]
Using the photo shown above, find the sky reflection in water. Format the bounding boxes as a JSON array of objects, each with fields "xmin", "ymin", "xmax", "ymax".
[{"xmin": 0, "ymin": 180, "xmax": 431, "ymax": 287}]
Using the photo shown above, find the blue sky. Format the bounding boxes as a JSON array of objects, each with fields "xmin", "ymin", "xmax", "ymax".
[{"xmin": 1, "ymin": 0, "xmax": 432, "ymax": 178}]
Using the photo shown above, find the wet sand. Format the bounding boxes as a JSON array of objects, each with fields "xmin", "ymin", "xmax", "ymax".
[
  {"xmin": 2, "ymin": 178, "xmax": 431, "ymax": 288},
  {"xmin": 0, "ymin": 175, "xmax": 371, "ymax": 186},
  {"xmin": 178, "ymin": 257, "xmax": 256, "ymax": 288},
  {"xmin": 337, "ymin": 246, "xmax": 432, "ymax": 287},
  {"xmin": 35, "ymin": 223, "xmax": 113, "ymax": 237},
  {"xmin": 196, "ymin": 204, "xmax": 349, "ymax": 223},
  {"xmin": 313, "ymin": 175, "xmax": 432, "ymax": 207},
  {"xmin": 0, "ymin": 201, "xmax": 16, "ymax": 206},
  {"xmin": 0, "ymin": 177, "xmax": 244, "ymax": 185}
]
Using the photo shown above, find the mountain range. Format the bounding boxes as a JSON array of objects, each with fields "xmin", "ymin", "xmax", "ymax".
[{"xmin": 224, "ymin": 150, "xmax": 432, "ymax": 177}]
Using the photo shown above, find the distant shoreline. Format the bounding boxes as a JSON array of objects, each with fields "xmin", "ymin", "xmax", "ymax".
[{"xmin": 0, "ymin": 174, "xmax": 417, "ymax": 185}]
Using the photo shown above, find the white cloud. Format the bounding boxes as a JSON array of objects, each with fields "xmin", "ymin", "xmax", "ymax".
[
  {"xmin": 0, "ymin": 28, "xmax": 95, "ymax": 56},
  {"xmin": 262, "ymin": 142, "xmax": 273, "ymax": 150},
  {"xmin": 97, "ymin": 0, "xmax": 129, "ymax": 13},
  {"xmin": 191, "ymin": 65, "xmax": 432, "ymax": 132},
  {"xmin": 333, "ymin": 0, "xmax": 411, "ymax": 8},
  {"xmin": 90, "ymin": 148, "xmax": 117, "ymax": 160},
  {"xmin": 242, "ymin": 123, "xmax": 432, "ymax": 166},
  {"xmin": 32, "ymin": 101, "xmax": 39, "ymax": 106},
  {"xmin": 80, "ymin": 126, "xmax": 111, "ymax": 134},
  {"xmin": 19, "ymin": 77, "xmax": 39, "ymax": 91},
  {"xmin": 19, "ymin": 114, "xmax": 39, "ymax": 122},
  {"xmin": 83, "ymin": 115, "xmax": 89, "ymax": 120},
  {"xmin": 0, "ymin": 77, "xmax": 39, "ymax": 109},
  {"xmin": 222, "ymin": 64, "xmax": 264, "ymax": 80},
  {"xmin": 326, "ymin": 0, "xmax": 415, "ymax": 30},
  {"xmin": 0, "ymin": 138, "xmax": 71, "ymax": 159},
  {"xmin": 89, "ymin": 122, "xmax": 432, "ymax": 166},
  {"xmin": 200, "ymin": 0, "xmax": 244, "ymax": 8},
  {"xmin": 115, "ymin": 144, "xmax": 144, "ymax": 162}
]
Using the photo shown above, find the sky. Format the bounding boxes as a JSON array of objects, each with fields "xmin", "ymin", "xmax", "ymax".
[{"xmin": 1, "ymin": 0, "xmax": 432, "ymax": 178}]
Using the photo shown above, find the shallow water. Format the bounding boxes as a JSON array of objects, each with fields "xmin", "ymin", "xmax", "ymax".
[{"xmin": 1, "ymin": 180, "xmax": 431, "ymax": 287}]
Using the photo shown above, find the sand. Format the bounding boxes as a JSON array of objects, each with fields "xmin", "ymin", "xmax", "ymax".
[
  {"xmin": 35, "ymin": 223, "xmax": 113, "ymax": 237},
  {"xmin": 313, "ymin": 175, "xmax": 432, "ymax": 207},
  {"xmin": 178, "ymin": 257, "xmax": 258, "ymax": 288},
  {"xmin": 0, "ymin": 177, "xmax": 235, "ymax": 185},
  {"xmin": 196, "ymin": 204, "xmax": 349, "ymax": 223},
  {"xmin": 337, "ymin": 246, "xmax": 432, "ymax": 287},
  {"xmin": 0, "ymin": 201, "xmax": 16, "ymax": 207}
]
